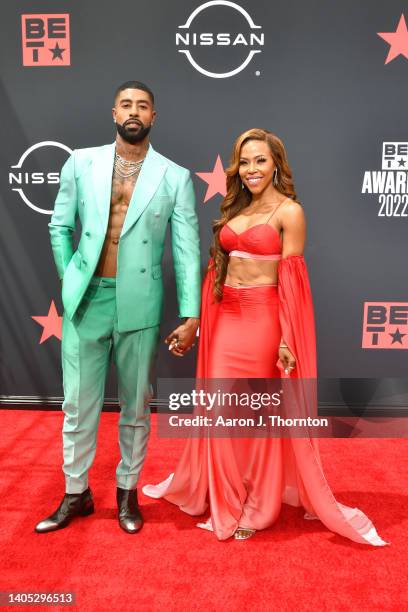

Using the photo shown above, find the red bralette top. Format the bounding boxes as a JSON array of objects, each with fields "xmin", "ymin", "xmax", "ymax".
[{"xmin": 219, "ymin": 200, "xmax": 286, "ymax": 260}]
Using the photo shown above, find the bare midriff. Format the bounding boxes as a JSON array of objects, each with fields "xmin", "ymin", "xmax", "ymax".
[
  {"xmin": 95, "ymin": 172, "xmax": 137, "ymax": 277},
  {"xmin": 225, "ymin": 257, "xmax": 279, "ymax": 287}
]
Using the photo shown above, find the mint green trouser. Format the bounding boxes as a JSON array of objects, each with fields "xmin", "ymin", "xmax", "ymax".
[{"xmin": 61, "ymin": 277, "xmax": 159, "ymax": 493}]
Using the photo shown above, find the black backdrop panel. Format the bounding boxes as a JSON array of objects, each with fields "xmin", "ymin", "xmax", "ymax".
[{"xmin": 1, "ymin": 0, "xmax": 407, "ymax": 404}]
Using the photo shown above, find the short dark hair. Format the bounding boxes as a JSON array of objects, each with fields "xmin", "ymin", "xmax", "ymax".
[{"xmin": 114, "ymin": 80, "xmax": 155, "ymax": 105}]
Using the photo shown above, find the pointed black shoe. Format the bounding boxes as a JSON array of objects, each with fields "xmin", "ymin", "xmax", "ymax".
[
  {"xmin": 35, "ymin": 488, "xmax": 94, "ymax": 533},
  {"xmin": 117, "ymin": 487, "xmax": 143, "ymax": 534}
]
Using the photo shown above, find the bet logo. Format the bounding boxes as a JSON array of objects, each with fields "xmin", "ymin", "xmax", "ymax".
[
  {"xmin": 21, "ymin": 14, "xmax": 70, "ymax": 66},
  {"xmin": 362, "ymin": 302, "xmax": 408, "ymax": 349}
]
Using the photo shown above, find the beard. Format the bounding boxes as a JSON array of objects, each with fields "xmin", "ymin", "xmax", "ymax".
[{"xmin": 116, "ymin": 119, "xmax": 152, "ymax": 144}]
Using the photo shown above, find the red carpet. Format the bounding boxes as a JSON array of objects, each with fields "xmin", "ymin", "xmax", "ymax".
[{"xmin": 0, "ymin": 409, "xmax": 407, "ymax": 611}]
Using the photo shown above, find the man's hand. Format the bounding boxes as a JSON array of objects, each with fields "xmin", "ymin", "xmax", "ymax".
[{"xmin": 165, "ymin": 318, "xmax": 200, "ymax": 357}]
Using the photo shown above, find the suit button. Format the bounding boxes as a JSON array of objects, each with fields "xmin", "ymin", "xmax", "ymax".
[
  {"xmin": 154, "ymin": 212, "xmax": 160, "ymax": 217},
  {"xmin": 143, "ymin": 239, "xmax": 148, "ymax": 244},
  {"xmin": 85, "ymin": 231, "xmax": 90, "ymax": 237},
  {"xmin": 140, "ymin": 268, "xmax": 146, "ymax": 273}
]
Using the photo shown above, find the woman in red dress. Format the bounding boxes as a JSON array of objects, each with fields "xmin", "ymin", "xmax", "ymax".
[{"xmin": 143, "ymin": 129, "xmax": 387, "ymax": 545}]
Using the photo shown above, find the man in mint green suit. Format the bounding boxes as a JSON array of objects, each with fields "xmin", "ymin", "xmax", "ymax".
[{"xmin": 35, "ymin": 81, "xmax": 201, "ymax": 534}]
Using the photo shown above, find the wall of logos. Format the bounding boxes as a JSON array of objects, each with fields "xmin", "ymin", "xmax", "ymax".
[{"xmin": 1, "ymin": 0, "xmax": 407, "ymax": 408}]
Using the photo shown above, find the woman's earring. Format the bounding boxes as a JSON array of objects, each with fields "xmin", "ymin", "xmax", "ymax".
[
  {"xmin": 273, "ymin": 168, "xmax": 278, "ymax": 185},
  {"xmin": 241, "ymin": 182, "xmax": 245, "ymax": 190}
]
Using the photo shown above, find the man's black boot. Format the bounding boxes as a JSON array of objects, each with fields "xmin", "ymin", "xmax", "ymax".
[
  {"xmin": 35, "ymin": 488, "xmax": 94, "ymax": 533},
  {"xmin": 117, "ymin": 487, "xmax": 143, "ymax": 534}
]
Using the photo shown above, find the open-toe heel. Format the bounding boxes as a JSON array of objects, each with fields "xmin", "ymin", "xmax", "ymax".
[{"xmin": 234, "ymin": 527, "xmax": 256, "ymax": 540}]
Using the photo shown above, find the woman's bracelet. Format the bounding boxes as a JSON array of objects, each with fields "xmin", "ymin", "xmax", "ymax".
[{"xmin": 279, "ymin": 344, "xmax": 288, "ymax": 349}]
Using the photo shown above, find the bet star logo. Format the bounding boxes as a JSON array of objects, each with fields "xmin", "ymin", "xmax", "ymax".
[
  {"xmin": 21, "ymin": 14, "xmax": 70, "ymax": 66},
  {"xmin": 32, "ymin": 301, "xmax": 62, "ymax": 344},
  {"xmin": 196, "ymin": 156, "xmax": 227, "ymax": 202},
  {"xmin": 390, "ymin": 328, "xmax": 406, "ymax": 344},
  {"xmin": 362, "ymin": 302, "xmax": 408, "ymax": 349},
  {"xmin": 378, "ymin": 13, "xmax": 408, "ymax": 64}
]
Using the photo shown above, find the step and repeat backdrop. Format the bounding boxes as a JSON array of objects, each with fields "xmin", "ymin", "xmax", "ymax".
[{"xmin": 1, "ymin": 0, "xmax": 407, "ymax": 408}]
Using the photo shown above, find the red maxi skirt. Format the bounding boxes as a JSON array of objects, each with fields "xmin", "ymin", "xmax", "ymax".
[
  {"xmin": 206, "ymin": 283, "xmax": 284, "ymax": 535},
  {"xmin": 143, "ymin": 257, "xmax": 388, "ymax": 545}
]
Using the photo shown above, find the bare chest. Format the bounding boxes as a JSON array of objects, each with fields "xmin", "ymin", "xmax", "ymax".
[{"xmin": 110, "ymin": 173, "xmax": 136, "ymax": 209}]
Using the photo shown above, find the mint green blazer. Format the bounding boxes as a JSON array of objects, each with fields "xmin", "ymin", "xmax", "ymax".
[{"xmin": 49, "ymin": 143, "xmax": 201, "ymax": 331}]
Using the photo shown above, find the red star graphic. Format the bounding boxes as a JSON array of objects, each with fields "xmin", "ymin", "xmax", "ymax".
[
  {"xmin": 32, "ymin": 300, "xmax": 62, "ymax": 344},
  {"xmin": 378, "ymin": 13, "xmax": 408, "ymax": 64},
  {"xmin": 196, "ymin": 155, "xmax": 227, "ymax": 203}
]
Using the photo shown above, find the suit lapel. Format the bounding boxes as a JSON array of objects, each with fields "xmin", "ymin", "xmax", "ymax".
[
  {"xmin": 120, "ymin": 144, "xmax": 168, "ymax": 238},
  {"xmin": 91, "ymin": 143, "xmax": 115, "ymax": 232}
]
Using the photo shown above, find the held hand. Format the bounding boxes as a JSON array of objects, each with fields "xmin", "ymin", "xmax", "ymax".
[
  {"xmin": 279, "ymin": 346, "xmax": 296, "ymax": 375},
  {"xmin": 165, "ymin": 318, "xmax": 200, "ymax": 357}
]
